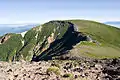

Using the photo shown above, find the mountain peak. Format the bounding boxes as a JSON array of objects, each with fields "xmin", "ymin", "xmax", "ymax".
[{"xmin": 0, "ymin": 20, "xmax": 120, "ymax": 62}]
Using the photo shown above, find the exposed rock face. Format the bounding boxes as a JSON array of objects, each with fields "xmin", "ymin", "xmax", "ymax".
[
  {"xmin": 0, "ymin": 21, "xmax": 88, "ymax": 61},
  {"xmin": 47, "ymin": 33, "xmax": 55, "ymax": 44}
]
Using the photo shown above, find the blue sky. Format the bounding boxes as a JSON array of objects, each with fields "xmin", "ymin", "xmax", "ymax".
[{"xmin": 0, "ymin": 0, "xmax": 120, "ymax": 24}]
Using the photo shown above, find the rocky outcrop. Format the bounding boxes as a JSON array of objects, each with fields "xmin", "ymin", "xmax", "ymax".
[{"xmin": 0, "ymin": 58, "xmax": 120, "ymax": 80}]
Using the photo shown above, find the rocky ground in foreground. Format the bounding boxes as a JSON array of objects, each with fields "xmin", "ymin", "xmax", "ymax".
[{"xmin": 0, "ymin": 58, "xmax": 120, "ymax": 80}]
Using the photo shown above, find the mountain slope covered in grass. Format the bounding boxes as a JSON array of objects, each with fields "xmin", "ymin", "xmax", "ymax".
[
  {"xmin": 68, "ymin": 20, "xmax": 120, "ymax": 59},
  {"xmin": 0, "ymin": 20, "xmax": 120, "ymax": 61}
]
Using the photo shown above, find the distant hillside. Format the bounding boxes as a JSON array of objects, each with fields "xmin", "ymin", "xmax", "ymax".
[
  {"xmin": 0, "ymin": 20, "xmax": 120, "ymax": 61},
  {"xmin": 67, "ymin": 20, "xmax": 120, "ymax": 59}
]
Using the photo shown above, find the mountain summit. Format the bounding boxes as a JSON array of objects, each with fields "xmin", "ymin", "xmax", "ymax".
[{"xmin": 0, "ymin": 20, "xmax": 120, "ymax": 61}]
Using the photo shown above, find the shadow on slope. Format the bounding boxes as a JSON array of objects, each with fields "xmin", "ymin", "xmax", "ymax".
[{"xmin": 32, "ymin": 23, "xmax": 87, "ymax": 61}]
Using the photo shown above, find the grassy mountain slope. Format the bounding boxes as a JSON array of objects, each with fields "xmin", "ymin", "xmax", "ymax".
[
  {"xmin": 67, "ymin": 20, "xmax": 120, "ymax": 59},
  {"xmin": 16, "ymin": 21, "xmax": 79, "ymax": 61},
  {"xmin": 0, "ymin": 33, "xmax": 23, "ymax": 61},
  {"xmin": 33, "ymin": 21, "xmax": 87, "ymax": 61}
]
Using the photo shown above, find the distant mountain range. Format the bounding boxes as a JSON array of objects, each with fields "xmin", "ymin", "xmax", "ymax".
[
  {"xmin": 104, "ymin": 21, "xmax": 120, "ymax": 28},
  {"xmin": 0, "ymin": 24, "xmax": 39, "ymax": 36}
]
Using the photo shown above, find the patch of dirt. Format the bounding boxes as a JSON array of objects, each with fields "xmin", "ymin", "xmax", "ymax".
[{"xmin": 47, "ymin": 33, "xmax": 55, "ymax": 44}]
